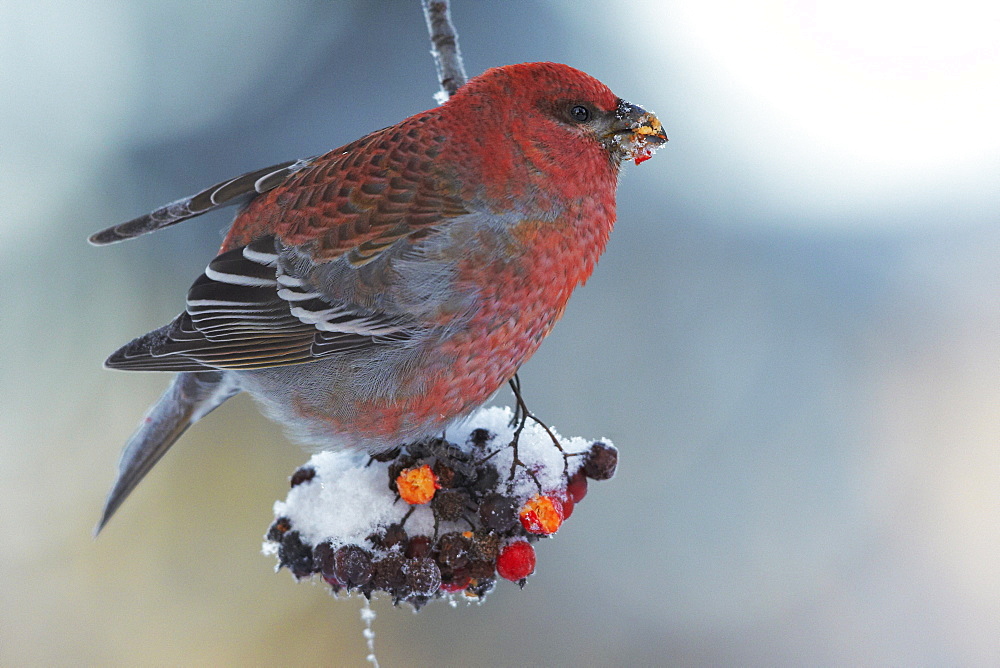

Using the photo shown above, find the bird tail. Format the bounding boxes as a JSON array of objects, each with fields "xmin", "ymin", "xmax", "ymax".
[
  {"xmin": 87, "ymin": 158, "xmax": 311, "ymax": 245},
  {"xmin": 95, "ymin": 371, "xmax": 239, "ymax": 535}
]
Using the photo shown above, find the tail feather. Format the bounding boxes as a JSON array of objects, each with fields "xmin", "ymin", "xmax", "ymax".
[
  {"xmin": 87, "ymin": 158, "xmax": 310, "ymax": 246},
  {"xmin": 95, "ymin": 371, "xmax": 239, "ymax": 535}
]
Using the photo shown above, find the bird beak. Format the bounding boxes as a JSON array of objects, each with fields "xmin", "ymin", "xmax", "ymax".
[{"xmin": 607, "ymin": 100, "xmax": 668, "ymax": 165}]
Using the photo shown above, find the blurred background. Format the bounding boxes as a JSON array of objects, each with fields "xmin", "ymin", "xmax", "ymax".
[{"xmin": 2, "ymin": 0, "xmax": 998, "ymax": 665}]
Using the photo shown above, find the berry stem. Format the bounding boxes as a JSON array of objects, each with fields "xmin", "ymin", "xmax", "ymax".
[{"xmin": 507, "ymin": 375, "xmax": 571, "ymax": 479}]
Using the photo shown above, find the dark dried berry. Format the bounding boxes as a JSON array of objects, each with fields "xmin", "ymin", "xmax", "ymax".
[
  {"xmin": 278, "ymin": 531, "xmax": 314, "ymax": 579},
  {"xmin": 583, "ymin": 442, "xmax": 618, "ymax": 480},
  {"xmin": 469, "ymin": 530, "xmax": 502, "ymax": 561},
  {"xmin": 469, "ymin": 464, "xmax": 500, "ymax": 497},
  {"xmin": 432, "ymin": 489, "xmax": 469, "ymax": 522},
  {"xmin": 468, "ymin": 428, "xmax": 493, "ymax": 448},
  {"xmin": 439, "ymin": 572, "xmax": 472, "ymax": 593},
  {"xmin": 333, "ymin": 545, "xmax": 373, "ymax": 588},
  {"xmin": 436, "ymin": 532, "xmax": 471, "ymax": 569},
  {"xmin": 432, "ymin": 460, "xmax": 458, "ymax": 488},
  {"xmin": 466, "ymin": 559, "xmax": 496, "ymax": 579},
  {"xmin": 467, "ymin": 577, "xmax": 496, "ymax": 599},
  {"xmin": 387, "ymin": 455, "xmax": 418, "ymax": 493},
  {"xmin": 313, "ymin": 541, "xmax": 336, "ymax": 578},
  {"xmin": 322, "ymin": 574, "xmax": 343, "ymax": 593},
  {"xmin": 403, "ymin": 557, "xmax": 442, "ymax": 596},
  {"xmin": 409, "ymin": 594, "xmax": 431, "ymax": 611},
  {"xmin": 479, "ymin": 492, "xmax": 519, "ymax": 532},
  {"xmin": 405, "ymin": 535, "xmax": 433, "ymax": 559},
  {"xmin": 370, "ymin": 446, "xmax": 402, "ymax": 463},
  {"xmin": 290, "ymin": 466, "xmax": 316, "ymax": 487},
  {"xmin": 266, "ymin": 516, "xmax": 292, "ymax": 542},
  {"xmin": 372, "ymin": 554, "xmax": 406, "ymax": 591},
  {"xmin": 381, "ymin": 523, "xmax": 408, "ymax": 551},
  {"xmin": 412, "ymin": 436, "xmax": 450, "ymax": 460}
]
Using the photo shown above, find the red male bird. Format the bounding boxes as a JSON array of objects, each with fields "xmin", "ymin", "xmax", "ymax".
[{"xmin": 91, "ymin": 62, "xmax": 667, "ymax": 532}]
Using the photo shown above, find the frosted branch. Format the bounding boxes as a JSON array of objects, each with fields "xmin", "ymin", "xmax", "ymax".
[{"xmin": 421, "ymin": 0, "xmax": 467, "ymax": 103}]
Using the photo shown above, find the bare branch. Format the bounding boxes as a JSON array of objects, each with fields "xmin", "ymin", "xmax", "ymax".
[{"xmin": 421, "ymin": 0, "xmax": 467, "ymax": 103}]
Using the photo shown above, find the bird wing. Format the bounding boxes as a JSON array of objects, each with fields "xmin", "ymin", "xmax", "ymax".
[
  {"xmin": 100, "ymin": 114, "xmax": 472, "ymax": 372},
  {"xmin": 105, "ymin": 236, "xmax": 416, "ymax": 371}
]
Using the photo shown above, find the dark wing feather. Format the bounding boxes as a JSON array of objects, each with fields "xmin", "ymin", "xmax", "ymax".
[
  {"xmin": 105, "ymin": 237, "xmax": 413, "ymax": 371},
  {"xmin": 88, "ymin": 159, "xmax": 314, "ymax": 246}
]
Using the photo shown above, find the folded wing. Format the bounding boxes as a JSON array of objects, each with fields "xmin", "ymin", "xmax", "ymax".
[{"xmin": 105, "ymin": 236, "xmax": 414, "ymax": 371}]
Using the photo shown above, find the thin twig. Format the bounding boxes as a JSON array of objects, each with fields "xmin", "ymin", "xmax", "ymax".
[
  {"xmin": 508, "ymin": 375, "xmax": 572, "ymax": 479},
  {"xmin": 421, "ymin": 0, "xmax": 468, "ymax": 102}
]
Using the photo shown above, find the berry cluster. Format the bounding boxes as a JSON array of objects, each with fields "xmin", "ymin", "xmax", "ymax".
[{"xmin": 264, "ymin": 407, "xmax": 617, "ymax": 608}]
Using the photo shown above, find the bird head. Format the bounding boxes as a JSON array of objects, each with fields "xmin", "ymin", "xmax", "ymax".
[{"xmin": 447, "ymin": 62, "xmax": 667, "ymax": 178}]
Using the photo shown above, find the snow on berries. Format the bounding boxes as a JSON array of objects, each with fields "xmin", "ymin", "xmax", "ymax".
[{"xmin": 263, "ymin": 405, "xmax": 617, "ymax": 609}]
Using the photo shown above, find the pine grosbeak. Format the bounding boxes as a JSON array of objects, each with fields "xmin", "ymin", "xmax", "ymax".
[{"xmin": 91, "ymin": 62, "xmax": 666, "ymax": 532}]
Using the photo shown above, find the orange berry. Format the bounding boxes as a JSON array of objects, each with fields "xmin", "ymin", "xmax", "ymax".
[
  {"xmin": 396, "ymin": 464, "xmax": 440, "ymax": 505},
  {"xmin": 519, "ymin": 494, "xmax": 564, "ymax": 535}
]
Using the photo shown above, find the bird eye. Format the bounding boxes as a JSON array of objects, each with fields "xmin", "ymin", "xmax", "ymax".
[{"xmin": 570, "ymin": 105, "xmax": 590, "ymax": 122}]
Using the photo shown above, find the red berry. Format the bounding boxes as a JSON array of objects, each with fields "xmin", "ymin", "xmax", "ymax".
[
  {"xmin": 561, "ymin": 494, "xmax": 575, "ymax": 520},
  {"xmin": 567, "ymin": 470, "xmax": 588, "ymax": 503},
  {"xmin": 496, "ymin": 540, "xmax": 535, "ymax": 582}
]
